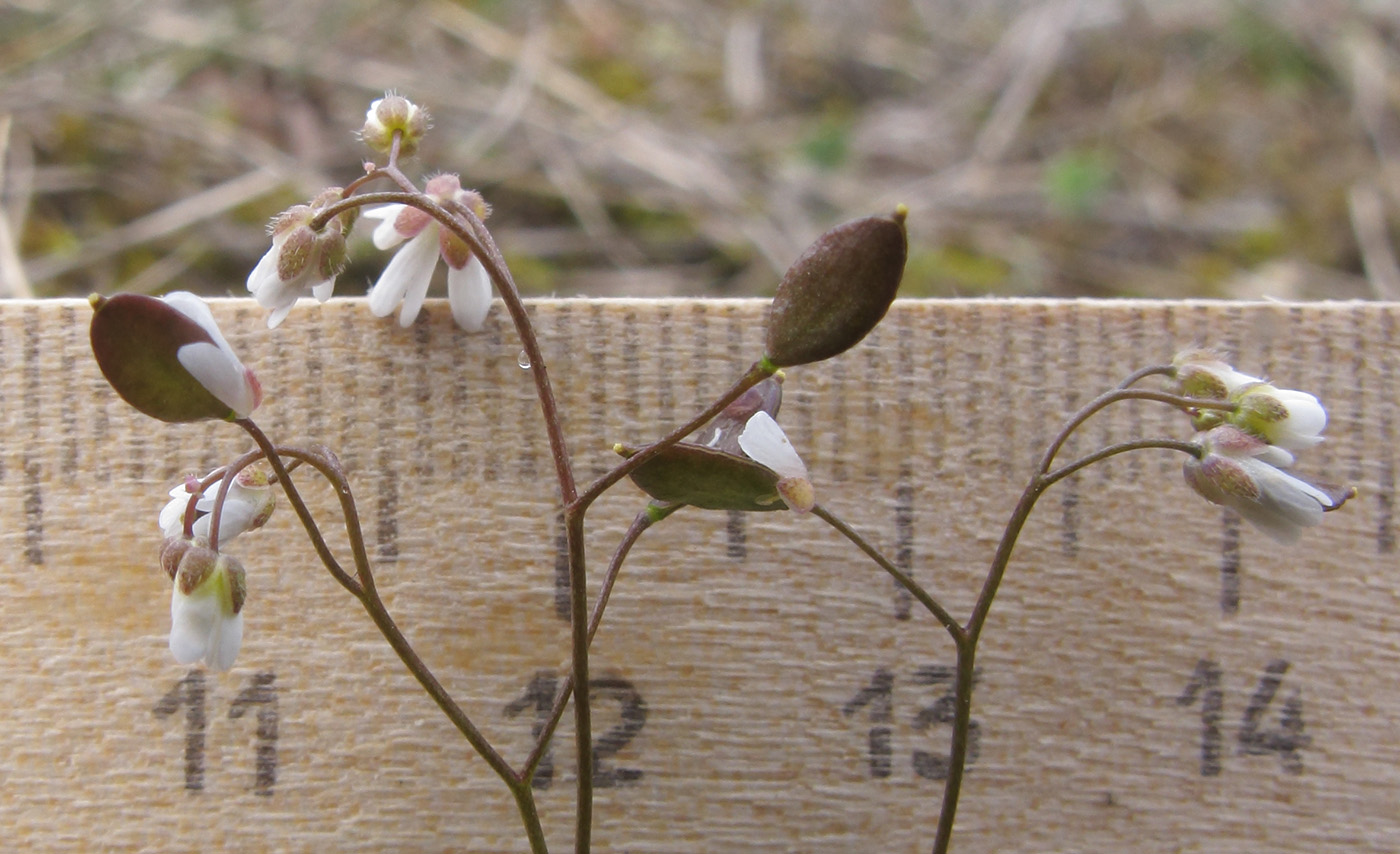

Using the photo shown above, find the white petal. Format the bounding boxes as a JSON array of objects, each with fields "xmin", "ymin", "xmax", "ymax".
[
  {"xmin": 362, "ymin": 204, "xmax": 400, "ymax": 222},
  {"xmin": 368, "ymin": 229, "xmax": 439, "ymax": 320},
  {"xmin": 1276, "ymin": 389, "xmax": 1327, "ymax": 446},
  {"xmin": 163, "ymin": 292, "xmax": 234, "ymax": 352},
  {"xmin": 1232, "ymin": 458, "xmax": 1330, "ymax": 544},
  {"xmin": 448, "ymin": 256, "xmax": 493, "ymax": 332},
  {"xmin": 1253, "ymin": 444, "xmax": 1296, "ymax": 468},
  {"xmin": 246, "ymin": 246, "xmax": 279, "ymax": 296},
  {"xmin": 203, "ymin": 500, "xmax": 260, "ymax": 542},
  {"xmin": 159, "ymin": 495, "xmax": 194, "ymax": 538},
  {"xmin": 312, "ymin": 277, "xmax": 336, "ymax": 302},
  {"xmin": 205, "ymin": 611, "xmax": 244, "ymax": 672},
  {"xmin": 367, "ymin": 205, "xmax": 409, "ymax": 249},
  {"xmin": 177, "ymin": 341, "xmax": 256, "ymax": 418},
  {"xmin": 738, "ymin": 411, "xmax": 808, "ymax": 480},
  {"xmin": 1213, "ymin": 365, "xmax": 1262, "ymax": 393},
  {"xmin": 169, "ymin": 588, "xmax": 219, "ymax": 665},
  {"xmin": 266, "ymin": 299, "xmax": 294, "ymax": 329}
]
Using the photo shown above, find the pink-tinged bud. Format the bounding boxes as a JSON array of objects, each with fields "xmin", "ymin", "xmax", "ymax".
[
  {"xmin": 1183, "ymin": 425, "xmax": 1346, "ymax": 544},
  {"xmin": 90, "ymin": 292, "xmax": 262, "ymax": 423},
  {"xmin": 159, "ymin": 536, "xmax": 200, "ymax": 581},
  {"xmin": 764, "ymin": 207, "xmax": 908, "ymax": 367}
]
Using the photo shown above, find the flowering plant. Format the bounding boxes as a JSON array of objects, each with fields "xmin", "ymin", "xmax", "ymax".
[{"xmin": 88, "ymin": 95, "xmax": 1353, "ymax": 853}]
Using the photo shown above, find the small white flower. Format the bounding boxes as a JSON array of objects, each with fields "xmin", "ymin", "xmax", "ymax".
[
  {"xmin": 1231, "ymin": 382, "xmax": 1327, "ymax": 452},
  {"xmin": 169, "ymin": 549, "xmax": 246, "ymax": 672},
  {"xmin": 364, "ymin": 174, "xmax": 493, "ymax": 331},
  {"xmin": 1183, "ymin": 425, "xmax": 1343, "ymax": 544},
  {"xmin": 737, "ymin": 410, "xmax": 815, "ymax": 512},
  {"xmin": 159, "ymin": 468, "xmax": 275, "ymax": 542},
  {"xmin": 162, "ymin": 291, "xmax": 262, "ymax": 418},
  {"xmin": 246, "ymin": 201, "xmax": 347, "ymax": 328}
]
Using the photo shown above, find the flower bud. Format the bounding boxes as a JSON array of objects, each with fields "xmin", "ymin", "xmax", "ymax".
[
  {"xmin": 361, "ymin": 94, "xmax": 430, "ymax": 158},
  {"xmin": 1171, "ymin": 350, "xmax": 1261, "ymax": 399},
  {"xmin": 173, "ymin": 544, "xmax": 218, "ymax": 595},
  {"xmin": 1183, "ymin": 425, "xmax": 1345, "ymax": 544},
  {"xmin": 170, "ymin": 548, "xmax": 247, "ymax": 671},
  {"xmin": 247, "ymin": 195, "xmax": 351, "ymax": 327},
  {"xmin": 159, "ymin": 536, "xmax": 201, "ymax": 581},
  {"xmin": 764, "ymin": 207, "xmax": 908, "ymax": 367},
  {"xmin": 90, "ymin": 291, "xmax": 262, "ymax": 422},
  {"xmin": 1230, "ymin": 383, "xmax": 1326, "ymax": 452},
  {"xmin": 159, "ymin": 468, "xmax": 277, "ymax": 542}
]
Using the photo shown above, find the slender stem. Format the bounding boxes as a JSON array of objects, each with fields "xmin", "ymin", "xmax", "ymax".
[
  {"xmin": 1115, "ymin": 363, "xmax": 1174, "ymax": 390},
  {"xmin": 930, "ymin": 634, "xmax": 974, "ymax": 854},
  {"xmin": 234, "ymin": 420, "xmax": 548, "ymax": 851},
  {"xmin": 809, "ymin": 504, "xmax": 963, "ymax": 642},
  {"xmin": 575, "ymin": 362, "xmax": 775, "ymax": 512},
  {"xmin": 523, "ymin": 505, "xmax": 676, "ymax": 782},
  {"xmin": 312, "ymin": 183, "xmax": 581, "ymax": 508},
  {"xmin": 1037, "ymin": 387, "xmax": 1232, "ymax": 474},
  {"xmin": 316, "ymin": 175, "xmax": 579, "ymax": 849},
  {"xmin": 1044, "ymin": 439, "xmax": 1202, "ymax": 488},
  {"xmin": 223, "ymin": 430, "xmax": 361, "ymax": 596},
  {"xmin": 928, "ymin": 370, "xmax": 1223, "ymax": 854},
  {"xmin": 507, "ymin": 784, "xmax": 551, "ymax": 854},
  {"xmin": 563, "ymin": 510, "xmax": 593, "ymax": 851}
]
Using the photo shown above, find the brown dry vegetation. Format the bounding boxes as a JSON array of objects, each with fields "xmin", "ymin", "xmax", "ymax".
[{"xmin": 3, "ymin": 0, "xmax": 1400, "ymax": 301}]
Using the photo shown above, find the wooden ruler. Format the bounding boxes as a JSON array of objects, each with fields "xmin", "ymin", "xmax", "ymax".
[{"xmin": 1, "ymin": 298, "xmax": 1395, "ymax": 853}]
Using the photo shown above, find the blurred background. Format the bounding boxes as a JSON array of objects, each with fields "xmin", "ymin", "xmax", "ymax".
[{"xmin": 2, "ymin": 0, "xmax": 1400, "ymax": 301}]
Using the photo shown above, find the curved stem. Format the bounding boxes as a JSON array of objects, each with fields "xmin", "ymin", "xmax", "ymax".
[
  {"xmin": 1115, "ymin": 363, "xmax": 1175, "ymax": 390},
  {"xmin": 234, "ymin": 420, "xmax": 546, "ymax": 850},
  {"xmin": 311, "ymin": 185, "xmax": 579, "ymax": 508},
  {"xmin": 1037, "ymin": 388, "xmax": 1232, "ymax": 474},
  {"xmin": 315, "ymin": 177, "xmax": 577, "ymax": 850},
  {"xmin": 1044, "ymin": 438, "xmax": 1202, "ymax": 488},
  {"xmin": 222, "ymin": 431, "xmax": 361, "ymax": 596},
  {"xmin": 929, "ymin": 433, "xmax": 1207, "ymax": 853},
  {"xmin": 809, "ymin": 504, "xmax": 963, "ymax": 642}
]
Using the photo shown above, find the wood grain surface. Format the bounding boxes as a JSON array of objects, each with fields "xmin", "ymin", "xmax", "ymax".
[{"xmin": 0, "ymin": 298, "xmax": 1394, "ymax": 853}]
